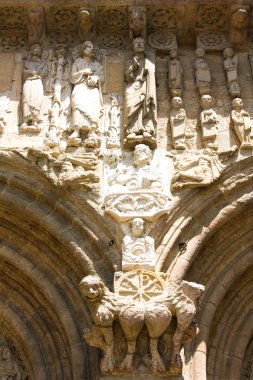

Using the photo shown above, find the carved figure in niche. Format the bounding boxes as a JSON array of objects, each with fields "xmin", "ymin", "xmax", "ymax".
[
  {"xmin": 20, "ymin": 43, "xmax": 48, "ymax": 133},
  {"xmin": 231, "ymin": 98, "xmax": 253, "ymax": 149},
  {"xmin": 194, "ymin": 48, "xmax": 211, "ymax": 96},
  {"xmin": 171, "ymin": 149, "xmax": 225, "ymax": 189},
  {"xmin": 68, "ymin": 41, "xmax": 104, "ymax": 147},
  {"xmin": 200, "ymin": 95, "xmax": 218, "ymax": 150},
  {"xmin": 223, "ymin": 47, "xmax": 240, "ymax": 97},
  {"xmin": 170, "ymin": 97, "xmax": 186, "ymax": 150},
  {"xmin": 129, "ymin": 6, "xmax": 146, "ymax": 41},
  {"xmin": 78, "ymin": 8, "xmax": 95, "ymax": 41},
  {"xmin": 0, "ymin": 94, "xmax": 11, "ymax": 134},
  {"xmin": 27, "ymin": 7, "xmax": 44, "ymax": 46},
  {"xmin": 230, "ymin": 8, "xmax": 249, "ymax": 50},
  {"xmin": 107, "ymin": 96, "xmax": 121, "ymax": 149},
  {"xmin": 122, "ymin": 218, "xmax": 155, "ymax": 270},
  {"xmin": 108, "ymin": 144, "xmax": 163, "ymax": 193},
  {"xmin": 124, "ymin": 37, "xmax": 157, "ymax": 148},
  {"xmin": 79, "ymin": 274, "xmax": 204, "ymax": 375},
  {"xmin": 168, "ymin": 49, "xmax": 183, "ymax": 97},
  {"xmin": 0, "ymin": 345, "xmax": 21, "ymax": 379}
]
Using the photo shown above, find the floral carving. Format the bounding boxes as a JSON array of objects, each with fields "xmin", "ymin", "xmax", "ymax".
[
  {"xmin": 0, "ymin": 7, "xmax": 26, "ymax": 30},
  {"xmin": 196, "ymin": 5, "xmax": 227, "ymax": 29},
  {"xmin": 54, "ymin": 9, "xmax": 78, "ymax": 31},
  {"xmin": 49, "ymin": 32, "xmax": 76, "ymax": 48},
  {"xmin": 98, "ymin": 8, "xmax": 128, "ymax": 31},
  {"xmin": 197, "ymin": 32, "xmax": 226, "ymax": 51},
  {"xmin": 147, "ymin": 8, "xmax": 176, "ymax": 30},
  {"xmin": 0, "ymin": 34, "xmax": 26, "ymax": 50},
  {"xmin": 99, "ymin": 34, "xmax": 125, "ymax": 49},
  {"xmin": 148, "ymin": 31, "xmax": 176, "ymax": 50}
]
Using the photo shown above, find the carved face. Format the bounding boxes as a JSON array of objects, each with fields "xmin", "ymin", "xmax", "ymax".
[
  {"xmin": 201, "ymin": 95, "xmax": 212, "ymax": 109},
  {"xmin": 82, "ymin": 41, "xmax": 94, "ymax": 57},
  {"xmin": 132, "ymin": 217, "xmax": 144, "ymax": 237},
  {"xmin": 224, "ymin": 48, "xmax": 234, "ymax": 58},
  {"xmin": 134, "ymin": 144, "xmax": 152, "ymax": 166},
  {"xmin": 170, "ymin": 49, "xmax": 178, "ymax": 59},
  {"xmin": 79, "ymin": 10, "xmax": 90, "ymax": 26},
  {"xmin": 130, "ymin": 10, "xmax": 145, "ymax": 29},
  {"xmin": 2, "ymin": 347, "xmax": 11, "ymax": 361},
  {"xmin": 171, "ymin": 97, "xmax": 182, "ymax": 109},
  {"xmin": 31, "ymin": 44, "xmax": 42, "ymax": 57},
  {"xmin": 80, "ymin": 275, "xmax": 105, "ymax": 302},
  {"xmin": 196, "ymin": 48, "xmax": 205, "ymax": 58},
  {"xmin": 232, "ymin": 98, "xmax": 243, "ymax": 110},
  {"xmin": 133, "ymin": 37, "xmax": 145, "ymax": 53}
]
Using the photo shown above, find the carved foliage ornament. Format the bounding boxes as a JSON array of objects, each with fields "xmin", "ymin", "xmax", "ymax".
[
  {"xmin": 196, "ymin": 5, "xmax": 227, "ymax": 29},
  {"xmin": 97, "ymin": 8, "xmax": 128, "ymax": 32},
  {"xmin": 147, "ymin": 8, "xmax": 176, "ymax": 30},
  {"xmin": 0, "ymin": 7, "xmax": 26, "ymax": 30},
  {"xmin": 197, "ymin": 32, "xmax": 226, "ymax": 51},
  {"xmin": 148, "ymin": 31, "xmax": 177, "ymax": 50}
]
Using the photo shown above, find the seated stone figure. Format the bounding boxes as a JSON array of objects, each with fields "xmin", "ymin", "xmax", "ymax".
[
  {"xmin": 122, "ymin": 218, "xmax": 155, "ymax": 270},
  {"xmin": 231, "ymin": 98, "xmax": 253, "ymax": 149}
]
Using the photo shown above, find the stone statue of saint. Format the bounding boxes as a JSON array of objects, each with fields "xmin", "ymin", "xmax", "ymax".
[
  {"xmin": 124, "ymin": 37, "xmax": 157, "ymax": 148},
  {"xmin": 170, "ymin": 96, "xmax": 186, "ymax": 149},
  {"xmin": 200, "ymin": 95, "xmax": 218, "ymax": 150},
  {"xmin": 168, "ymin": 48, "xmax": 183, "ymax": 97},
  {"xmin": 20, "ymin": 43, "xmax": 48, "ymax": 133},
  {"xmin": 194, "ymin": 48, "xmax": 211, "ymax": 96},
  {"xmin": 68, "ymin": 41, "xmax": 104, "ymax": 147},
  {"xmin": 223, "ymin": 47, "xmax": 240, "ymax": 98},
  {"xmin": 231, "ymin": 98, "xmax": 253, "ymax": 149},
  {"xmin": 122, "ymin": 217, "xmax": 155, "ymax": 270}
]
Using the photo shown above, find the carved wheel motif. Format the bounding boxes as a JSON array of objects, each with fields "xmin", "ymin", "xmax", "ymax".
[
  {"xmin": 0, "ymin": 8, "xmax": 26, "ymax": 30},
  {"xmin": 98, "ymin": 8, "xmax": 128, "ymax": 31},
  {"xmin": 148, "ymin": 31, "xmax": 177, "ymax": 50},
  {"xmin": 115, "ymin": 270, "xmax": 167, "ymax": 302},
  {"xmin": 148, "ymin": 8, "xmax": 175, "ymax": 29},
  {"xmin": 54, "ymin": 9, "xmax": 78, "ymax": 31},
  {"xmin": 197, "ymin": 32, "xmax": 226, "ymax": 51},
  {"xmin": 99, "ymin": 34, "xmax": 125, "ymax": 49},
  {"xmin": 197, "ymin": 5, "xmax": 227, "ymax": 29}
]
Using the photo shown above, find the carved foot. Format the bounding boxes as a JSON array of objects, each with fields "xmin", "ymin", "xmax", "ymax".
[
  {"xmin": 169, "ymin": 353, "xmax": 182, "ymax": 375},
  {"xmin": 119, "ymin": 353, "xmax": 134, "ymax": 373},
  {"xmin": 100, "ymin": 355, "xmax": 115, "ymax": 375},
  {"xmin": 20, "ymin": 123, "xmax": 41, "ymax": 134},
  {"xmin": 151, "ymin": 355, "xmax": 166, "ymax": 374}
]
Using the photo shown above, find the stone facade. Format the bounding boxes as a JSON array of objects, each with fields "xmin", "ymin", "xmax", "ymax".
[{"xmin": 0, "ymin": 1, "xmax": 253, "ymax": 379}]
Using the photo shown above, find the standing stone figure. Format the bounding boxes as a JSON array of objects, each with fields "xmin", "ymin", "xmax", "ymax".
[
  {"xmin": 230, "ymin": 8, "xmax": 249, "ymax": 50},
  {"xmin": 168, "ymin": 48, "xmax": 183, "ymax": 97},
  {"xmin": 107, "ymin": 96, "xmax": 121, "ymax": 149},
  {"xmin": 231, "ymin": 98, "xmax": 253, "ymax": 149},
  {"xmin": 122, "ymin": 218, "xmax": 155, "ymax": 270},
  {"xmin": 170, "ymin": 96, "xmax": 186, "ymax": 149},
  {"xmin": 20, "ymin": 43, "xmax": 47, "ymax": 133},
  {"xmin": 69, "ymin": 41, "xmax": 104, "ymax": 147},
  {"xmin": 124, "ymin": 37, "xmax": 157, "ymax": 148},
  {"xmin": 194, "ymin": 48, "xmax": 211, "ymax": 96},
  {"xmin": 200, "ymin": 95, "xmax": 218, "ymax": 150},
  {"xmin": 223, "ymin": 47, "xmax": 240, "ymax": 97}
]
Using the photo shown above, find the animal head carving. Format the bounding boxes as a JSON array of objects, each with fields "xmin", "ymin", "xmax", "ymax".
[{"xmin": 79, "ymin": 275, "xmax": 105, "ymax": 303}]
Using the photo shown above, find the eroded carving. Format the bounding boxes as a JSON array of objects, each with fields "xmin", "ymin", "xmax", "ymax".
[
  {"xmin": 129, "ymin": 6, "xmax": 146, "ymax": 41},
  {"xmin": 168, "ymin": 48, "xmax": 183, "ymax": 97},
  {"xmin": 0, "ymin": 93, "xmax": 11, "ymax": 134},
  {"xmin": 196, "ymin": 5, "xmax": 227, "ymax": 29},
  {"xmin": 27, "ymin": 7, "xmax": 44, "ymax": 46},
  {"xmin": 231, "ymin": 98, "xmax": 253, "ymax": 149},
  {"xmin": 230, "ymin": 8, "xmax": 249, "ymax": 50},
  {"xmin": 68, "ymin": 41, "xmax": 104, "ymax": 147},
  {"xmin": 106, "ymin": 96, "xmax": 121, "ymax": 149},
  {"xmin": 148, "ymin": 31, "xmax": 177, "ymax": 50},
  {"xmin": 0, "ymin": 345, "xmax": 22, "ymax": 379},
  {"xmin": 200, "ymin": 95, "xmax": 218, "ymax": 150},
  {"xmin": 122, "ymin": 218, "xmax": 155, "ymax": 271},
  {"xmin": 197, "ymin": 31, "xmax": 226, "ymax": 51},
  {"xmin": 80, "ymin": 273, "xmax": 204, "ymax": 375},
  {"xmin": 194, "ymin": 48, "xmax": 211, "ymax": 96},
  {"xmin": 170, "ymin": 96, "xmax": 186, "ymax": 150},
  {"xmin": 124, "ymin": 37, "xmax": 157, "ymax": 148},
  {"xmin": 20, "ymin": 43, "xmax": 48, "ymax": 133},
  {"xmin": 0, "ymin": 34, "xmax": 26, "ymax": 51},
  {"xmin": 224, "ymin": 47, "xmax": 240, "ymax": 98},
  {"xmin": 78, "ymin": 8, "xmax": 95, "ymax": 41}
]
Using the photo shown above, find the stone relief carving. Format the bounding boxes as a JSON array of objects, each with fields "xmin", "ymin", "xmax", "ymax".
[
  {"xmin": 122, "ymin": 218, "xmax": 155, "ymax": 271},
  {"xmin": 0, "ymin": 34, "xmax": 26, "ymax": 51},
  {"xmin": 168, "ymin": 48, "xmax": 183, "ymax": 97},
  {"xmin": 78, "ymin": 8, "xmax": 95, "ymax": 41},
  {"xmin": 98, "ymin": 8, "xmax": 128, "ymax": 33},
  {"xmin": 194, "ymin": 48, "xmax": 211, "ymax": 96},
  {"xmin": 0, "ymin": 7, "xmax": 26, "ymax": 30},
  {"xmin": 196, "ymin": 5, "xmax": 227, "ymax": 29},
  {"xmin": 223, "ymin": 47, "xmax": 240, "ymax": 97},
  {"xmin": 170, "ymin": 96, "xmax": 186, "ymax": 150},
  {"xmin": 53, "ymin": 8, "xmax": 78, "ymax": 32},
  {"xmin": 20, "ymin": 43, "xmax": 48, "ymax": 133},
  {"xmin": 68, "ymin": 41, "xmax": 104, "ymax": 148},
  {"xmin": 148, "ymin": 31, "xmax": 177, "ymax": 50},
  {"xmin": 124, "ymin": 37, "xmax": 157, "ymax": 148},
  {"xmin": 0, "ymin": 345, "xmax": 22, "ymax": 380},
  {"xmin": 197, "ymin": 31, "xmax": 226, "ymax": 51},
  {"xmin": 0, "ymin": 93, "xmax": 11, "ymax": 134},
  {"xmin": 147, "ymin": 8, "xmax": 176, "ymax": 30},
  {"xmin": 129, "ymin": 6, "xmax": 146, "ymax": 41},
  {"xmin": 106, "ymin": 95, "xmax": 121, "ymax": 149},
  {"xmin": 230, "ymin": 8, "xmax": 249, "ymax": 50},
  {"xmin": 26, "ymin": 7, "xmax": 44, "ymax": 46},
  {"xmin": 171, "ymin": 149, "xmax": 225, "ymax": 189},
  {"xmin": 200, "ymin": 95, "xmax": 218, "ymax": 150},
  {"xmin": 231, "ymin": 98, "xmax": 253, "ymax": 149},
  {"xmin": 80, "ymin": 273, "xmax": 205, "ymax": 375}
]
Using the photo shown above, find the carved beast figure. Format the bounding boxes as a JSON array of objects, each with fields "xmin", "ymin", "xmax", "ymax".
[{"xmin": 79, "ymin": 274, "xmax": 204, "ymax": 375}]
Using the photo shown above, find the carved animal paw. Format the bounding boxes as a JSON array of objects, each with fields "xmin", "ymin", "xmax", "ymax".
[
  {"xmin": 151, "ymin": 356, "xmax": 166, "ymax": 374},
  {"xmin": 100, "ymin": 356, "xmax": 114, "ymax": 374},
  {"xmin": 119, "ymin": 354, "xmax": 134, "ymax": 373},
  {"xmin": 169, "ymin": 354, "xmax": 182, "ymax": 375}
]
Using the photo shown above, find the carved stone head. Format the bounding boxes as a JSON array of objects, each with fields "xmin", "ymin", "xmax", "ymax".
[
  {"xmin": 223, "ymin": 47, "xmax": 234, "ymax": 58},
  {"xmin": 133, "ymin": 144, "xmax": 152, "ymax": 167},
  {"xmin": 129, "ymin": 7, "xmax": 146, "ymax": 31},
  {"xmin": 231, "ymin": 8, "xmax": 248, "ymax": 28},
  {"xmin": 171, "ymin": 96, "xmax": 183, "ymax": 109},
  {"xmin": 132, "ymin": 217, "xmax": 145, "ymax": 237},
  {"xmin": 195, "ymin": 48, "xmax": 205, "ymax": 58},
  {"xmin": 201, "ymin": 95, "xmax": 213, "ymax": 109},
  {"xmin": 81, "ymin": 41, "xmax": 95, "ymax": 58},
  {"xmin": 132, "ymin": 37, "xmax": 145, "ymax": 53},
  {"xmin": 232, "ymin": 97, "xmax": 243, "ymax": 110},
  {"xmin": 79, "ymin": 275, "xmax": 105, "ymax": 303},
  {"xmin": 30, "ymin": 43, "xmax": 42, "ymax": 58},
  {"xmin": 170, "ymin": 48, "xmax": 178, "ymax": 59}
]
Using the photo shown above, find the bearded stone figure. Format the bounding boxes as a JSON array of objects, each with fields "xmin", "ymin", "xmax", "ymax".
[
  {"xmin": 124, "ymin": 37, "xmax": 157, "ymax": 148},
  {"xmin": 69, "ymin": 41, "xmax": 104, "ymax": 147},
  {"xmin": 20, "ymin": 43, "xmax": 47, "ymax": 133}
]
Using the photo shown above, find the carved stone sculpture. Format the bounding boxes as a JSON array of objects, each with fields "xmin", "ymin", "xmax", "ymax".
[
  {"xmin": 231, "ymin": 98, "xmax": 253, "ymax": 149},
  {"xmin": 27, "ymin": 7, "xmax": 44, "ymax": 46},
  {"xmin": 122, "ymin": 218, "xmax": 155, "ymax": 270},
  {"xmin": 68, "ymin": 41, "xmax": 104, "ymax": 147},
  {"xmin": 20, "ymin": 43, "xmax": 48, "ymax": 133},
  {"xmin": 106, "ymin": 96, "xmax": 121, "ymax": 149},
  {"xmin": 194, "ymin": 48, "xmax": 211, "ymax": 96},
  {"xmin": 0, "ymin": 93, "xmax": 11, "ymax": 133},
  {"xmin": 78, "ymin": 8, "xmax": 95, "ymax": 41},
  {"xmin": 128, "ymin": 6, "xmax": 146, "ymax": 41},
  {"xmin": 170, "ymin": 96, "xmax": 186, "ymax": 150},
  {"xmin": 79, "ymin": 273, "xmax": 204, "ymax": 375},
  {"xmin": 0, "ymin": 345, "xmax": 22, "ymax": 380},
  {"xmin": 168, "ymin": 48, "xmax": 183, "ymax": 97},
  {"xmin": 171, "ymin": 149, "xmax": 225, "ymax": 189},
  {"xmin": 124, "ymin": 37, "xmax": 157, "ymax": 148},
  {"xmin": 230, "ymin": 8, "xmax": 249, "ymax": 50},
  {"xmin": 223, "ymin": 47, "xmax": 240, "ymax": 98},
  {"xmin": 200, "ymin": 95, "xmax": 218, "ymax": 150}
]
